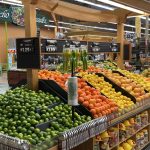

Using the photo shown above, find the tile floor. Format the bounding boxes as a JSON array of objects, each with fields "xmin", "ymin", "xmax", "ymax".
[{"xmin": 0, "ymin": 72, "xmax": 10, "ymax": 94}]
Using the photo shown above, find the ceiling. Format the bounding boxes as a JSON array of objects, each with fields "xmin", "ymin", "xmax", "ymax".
[{"xmin": 0, "ymin": 0, "xmax": 149, "ymax": 39}]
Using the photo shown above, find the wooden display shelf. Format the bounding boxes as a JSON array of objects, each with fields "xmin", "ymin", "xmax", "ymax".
[
  {"xmin": 48, "ymin": 102, "xmax": 150, "ymax": 150},
  {"xmin": 119, "ymin": 123, "xmax": 150, "ymax": 145},
  {"xmin": 110, "ymin": 103, "xmax": 149, "ymax": 127}
]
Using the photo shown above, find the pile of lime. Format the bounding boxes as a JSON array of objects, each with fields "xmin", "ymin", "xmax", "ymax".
[{"xmin": 0, "ymin": 87, "xmax": 91, "ymax": 146}]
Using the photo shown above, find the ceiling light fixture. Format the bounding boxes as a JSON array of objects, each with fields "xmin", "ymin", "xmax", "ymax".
[
  {"xmin": 140, "ymin": 16, "xmax": 150, "ymax": 21},
  {"xmin": 74, "ymin": 0, "xmax": 114, "ymax": 10},
  {"xmin": 58, "ymin": 21, "xmax": 117, "ymax": 31},
  {"xmin": 0, "ymin": 0, "xmax": 23, "ymax": 6},
  {"xmin": 44, "ymin": 25, "xmax": 71, "ymax": 30},
  {"xmin": 50, "ymin": 20, "xmax": 150, "ymax": 33},
  {"xmin": 97, "ymin": 0, "xmax": 146, "ymax": 14},
  {"xmin": 46, "ymin": 23, "xmax": 150, "ymax": 35}
]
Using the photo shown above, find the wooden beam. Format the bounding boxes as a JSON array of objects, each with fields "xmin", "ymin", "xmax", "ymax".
[
  {"xmin": 35, "ymin": 0, "xmax": 118, "ymax": 23},
  {"xmin": 22, "ymin": 0, "xmax": 39, "ymax": 5},
  {"xmin": 51, "ymin": 2, "xmax": 59, "ymax": 11},
  {"xmin": 24, "ymin": 2, "xmax": 38, "ymax": 90},
  {"xmin": 135, "ymin": 17, "xmax": 141, "ymax": 38},
  {"xmin": 117, "ymin": 21, "xmax": 125, "ymax": 69},
  {"xmin": 31, "ymin": 0, "xmax": 39, "ymax": 4},
  {"xmin": 22, "ymin": 0, "xmax": 145, "ymax": 24},
  {"xmin": 101, "ymin": 8, "xmax": 135, "ymax": 17},
  {"xmin": 51, "ymin": 12, "xmax": 58, "ymax": 26},
  {"xmin": 66, "ymin": 30, "xmax": 117, "ymax": 37},
  {"xmin": 113, "ymin": 0, "xmax": 150, "ymax": 14}
]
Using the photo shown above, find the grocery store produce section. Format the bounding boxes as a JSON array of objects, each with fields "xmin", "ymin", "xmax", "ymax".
[
  {"xmin": 0, "ymin": 0, "xmax": 150, "ymax": 149},
  {"xmin": 1, "ymin": 60, "xmax": 150, "ymax": 150}
]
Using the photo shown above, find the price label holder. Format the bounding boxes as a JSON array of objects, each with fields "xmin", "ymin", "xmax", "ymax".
[
  {"xmin": 92, "ymin": 42, "xmax": 100, "ymax": 52},
  {"xmin": 16, "ymin": 37, "xmax": 41, "ymax": 69},
  {"xmin": 88, "ymin": 41, "xmax": 120, "ymax": 53},
  {"xmin": 46, "ymin": 39, "xmax": 57, "ymax": 52}
]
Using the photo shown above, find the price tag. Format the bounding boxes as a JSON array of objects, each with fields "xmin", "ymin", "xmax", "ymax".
[
  {"xmin": 16, "ymin": 37, "xmax": 41, "ymax": 69},
  {"xmin": 45, "ymin": 40, "xmax": 57, "ymax": 52}
]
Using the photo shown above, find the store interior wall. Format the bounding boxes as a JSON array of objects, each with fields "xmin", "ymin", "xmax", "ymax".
[{"xmin": 0, "ymin": 23, "xmax": 55, "ymax": 65}]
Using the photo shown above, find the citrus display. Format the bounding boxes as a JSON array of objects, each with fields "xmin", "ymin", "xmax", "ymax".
[{"xmin": 78, "ymin": 72, "xmax": 135, "ymax": 113}]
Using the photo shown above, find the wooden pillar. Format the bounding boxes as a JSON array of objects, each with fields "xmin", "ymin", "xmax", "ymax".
[
  {"xmin": 54, "ymin": 27, "xmax": 58, "ymax": 38},
  {"xmin": 109, "ymin": 53, "xmax": 114, "ymax": 61},
  {"xmin": 24, "ymin": 2, "xmax": 38, "ymax": 90},
  {"xmin": 145, "ymin": 16, "xmax": 149, "ymax": 58},
  {"xmin": 117, "ymin": 22, "xmax": 125, "ymax": 69},
  {"xmin": 135, "ymin": 17, "xmax": 141, "ymax": 38}
]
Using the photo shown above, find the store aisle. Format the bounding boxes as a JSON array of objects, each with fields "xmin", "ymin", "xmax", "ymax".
[{"xmin": 0, "ymin": 72, "xmax": 10, "ymax": 94}]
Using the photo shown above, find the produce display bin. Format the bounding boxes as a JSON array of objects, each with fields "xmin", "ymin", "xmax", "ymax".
[
  {"xmin": 11, "ymin": 79, "xmax": 27, "ymax": 89},
  {"xmin": 95, "ymin": 73, "xmax": 137, "ymax": 103},
  {"xmin": 112, "ymin": 70, "xmax": 126, "ymax": 77},
  {"xmin": 112, "ymin": 70, "xmax": 149, "ymax": 93},
  {"xmin": 39, "ymin": 79, "xmax": 93, "ymax": 118}
]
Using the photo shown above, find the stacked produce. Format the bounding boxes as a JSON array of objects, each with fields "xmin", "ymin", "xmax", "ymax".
[
  {"xmin": 38, "ymin": 70, "xmax": 118, "ymax": 118},
  {"xmin": 98, "ymin": 61, "xmax": 117, "ymax": 70},
  {"xmin": 78, "ymin": 72, "xmax": 135, "ymax": 113},
  {"xmin": 77, "ymin": 78, "xmax": 118, "ymax": 118},
  {"xmin": 76, "ymin": 65, "xmax": 103, "ymax": 73},
  {"xmin": 142, "ymin": 68, "xmax": 150, "ymax": 77},
  {"xmin": 103, "ymin": 71, "xmax": 150, "ymax": 101},
  {"xmin": 118, "ymin": 69, "xmax": 150, "ymax": 93},
  {"xmin": 0, "ymin": 86, "xmax": 91, "ymax": 146},
  {"xmin": 119, "ymin": 140, "xmax": 135, "ymax": 150}
]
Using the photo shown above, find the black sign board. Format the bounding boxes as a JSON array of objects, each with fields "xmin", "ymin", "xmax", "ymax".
[
  {"xmin": 80, "ymin": 41, "xmax": 88, "ymax": 46},
  {"xmin": 41, "ymin": 39, "xmax": 66, "ymax": 53},
  {"xmin": 88, "ymin": 42, "xmax": 120, "ymax": 53},
  {"xmin": 41, "ymin": 39, "xmax": 88, "ymax": 53},
  {"xmin": 124, "ymin": 44, "xmax": 130, "ymax": 60},
  {"xmin": 16, "ymin": 37, "xmax": 41, "ymax": 69}
]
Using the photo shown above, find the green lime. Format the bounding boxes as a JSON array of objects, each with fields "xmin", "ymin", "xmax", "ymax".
[{"xmin": 34, "ymin": 128, "xmax": 40, "ymax": 134}]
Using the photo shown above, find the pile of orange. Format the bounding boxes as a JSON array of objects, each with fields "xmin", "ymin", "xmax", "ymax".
[{"xmin": 38, "ymin": 70, "xmax": 118, "ymax": 118}]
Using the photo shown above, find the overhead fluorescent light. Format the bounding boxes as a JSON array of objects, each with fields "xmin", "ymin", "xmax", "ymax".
[
  {"xmin": 58, "ymin": 21, "xmax": 117, "ymax": 31},
  {"xmin": 69, "ymin": 35, "xmax": 117, "ymax": 38},
  {"xmin": 45, "ymin": 25, "xmax": 56, "ymax": 28},
  {"xmin": 58, "ymin": 26, "xmax": 71, "ymax": 30},
  {"xmin": 0, "ymin": 0, "xmax": 23, "ymax": 6},
  {"xmin": 125, "ymin": 31, "xmax": 135, "ymax": 33},
  {"xmin": 2, "ymin": 0, "xmax": 22, "ymax": 3},
  {"xmin": 44, "ymin": 25, "xmax": 71, "ymax": 30},
  {"xmin": 74, "ymin": 0, "xmax": 114, "ymax": 10},
  {"xmin": 97, "ymin": 0, "xmax": 146, "ymax": 14},
  {"xmin": 46, "ymin": 22, "xmax": 150, "ymax": 35},
  {"xmin": 49, "ymin": 20, "xmax": 150, "ymax": 33},
  {"xmin": 140, "ymin": 16, "xmax": 150, "ymax": 21}
]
